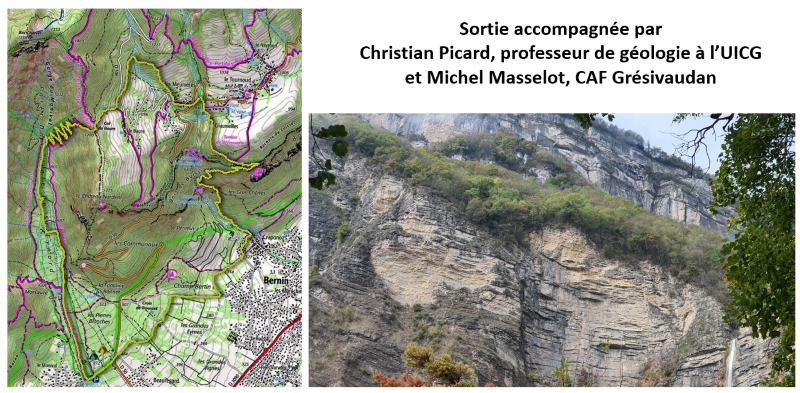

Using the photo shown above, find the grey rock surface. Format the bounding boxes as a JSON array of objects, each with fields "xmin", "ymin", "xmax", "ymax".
[
  {"xmin": 309, "ymin": 117, "xmax": 769, "ymax": 386},
  {"xmin": 348, "ymin": 113, "xmax": 734, "ymax": 237}
]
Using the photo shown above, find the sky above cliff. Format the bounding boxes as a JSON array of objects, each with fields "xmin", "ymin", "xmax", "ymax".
[{"xmin": 612, "ymin": 113, "xmax": 725, "ymax": 173}]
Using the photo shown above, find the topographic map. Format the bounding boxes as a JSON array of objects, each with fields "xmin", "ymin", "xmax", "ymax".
[{"xmin": 7, "ymin": 9, "xmax": 302, "ymax": 387}]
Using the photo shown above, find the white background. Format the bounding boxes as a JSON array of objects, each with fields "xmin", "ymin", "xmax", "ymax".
[
  {"xmin": 2, "ymin": 0, "xmax": 799, "ymax": 391},
  {"xmin": 304, "ymin": 0, "xmax": 799, "ymax": 114}
]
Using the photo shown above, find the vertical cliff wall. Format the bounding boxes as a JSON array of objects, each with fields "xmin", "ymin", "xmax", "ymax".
[
  {"xmin": 309, "ymin": 149, "xmax": 769, "ymax": 387},
  {"xmin": 348, "ymin": 113, "xmax": 734, "ymax": 237}
]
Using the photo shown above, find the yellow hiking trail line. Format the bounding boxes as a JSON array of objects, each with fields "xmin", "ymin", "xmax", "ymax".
[{"xmin": 36, "ymin": 55, "xmax": 259, "ymax": 380}]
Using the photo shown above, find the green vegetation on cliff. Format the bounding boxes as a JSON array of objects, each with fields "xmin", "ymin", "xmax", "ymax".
[
  {"xmin": 313, "ymin": 114, "xmax": 730, "ymax": 303},
  {"xmin": 373, "ymin": 342, "xmax": 489, "ymax": 387}
]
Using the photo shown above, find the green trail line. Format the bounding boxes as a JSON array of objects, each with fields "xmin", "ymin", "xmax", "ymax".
[
  {"xmin": 192, "ymin": 10, "xmax": 211, "ymax": 36},
  {"xmin": 44, "ymin": 54, "xmax": 258, "ymax": 379},
  {"xmin": 58, "ymin": 35, "xmax": 70, "ymax": 50},
  {"xmin": 163, "ymin": 226, "xmax": 235, "ymax": 246},
  {"xmin": 8, "ymin": 331, "xmax": 81, "ymax": 387},
  {"xmin": 9, "ymin": 280, "xmax": 81, "ymax": 386},
  {"xmin": 26, "ymin": 21, "xmax": 300, "ymax": 379},
  {"xmin": 70, "ymin": 242, "xmax": 164, "ymax": 379},
  {"xmin": 267, "ymin": 249, "xmax": 299, "ymax": 265},
  {"xmin": 8, "ymin": 110, "xmax": 37, "ymax": 133},
  {"xmin": 242, "ymin": 190, "xmax": 301, "ymax": 226}
]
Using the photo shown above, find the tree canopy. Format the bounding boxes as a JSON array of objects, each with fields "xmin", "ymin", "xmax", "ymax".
[{"xmin": 704, "ymin": 114, "xmax": 795, "ymax": 386}]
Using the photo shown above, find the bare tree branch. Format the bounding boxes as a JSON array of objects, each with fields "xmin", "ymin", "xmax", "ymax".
[{"xmin": 669, "ymin": 113, "xmax": 735, "ymax": 180}]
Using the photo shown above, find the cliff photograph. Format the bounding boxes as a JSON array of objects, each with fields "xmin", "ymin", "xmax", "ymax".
[{"xmin": 308, "ymin": 113, "xmax": 794, "ymax": 387}]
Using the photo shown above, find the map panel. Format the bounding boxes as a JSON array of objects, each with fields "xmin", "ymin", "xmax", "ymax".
[{"xmin": 8, "ymin": 9, "xmax": 302, "ymax": 387}]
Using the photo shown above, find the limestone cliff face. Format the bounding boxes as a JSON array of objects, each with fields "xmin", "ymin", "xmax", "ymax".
[
  {"xmin": 348, "ymin": 113, "xmax": 733, "ymax": 237},
  {"xmin": 729, "ymin": 327, "xmax": 776, "ymax": 387},
  {"xmin": 309, "ymin": 155, "xmax": 768, "ymax": 387}
]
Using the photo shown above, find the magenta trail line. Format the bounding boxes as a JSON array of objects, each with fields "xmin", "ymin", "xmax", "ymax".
[
  {"xmin": 142, "ymin": 10, "xmax": 166, "ymax": 40},
  {"xmin": 20, "ymin": 143, "xmax": 73, "ymax": 334},
  {"xmin": 17, "ymin": 276, "xmax": 62, "ymax": 292},
  {"xmin": 71, "ymin": 297, "xmax": 102, "ymax": 314},
  {"xmin": 46, "ymin": 146, "xmax": 67, "ymax": 244},
  {"xmin": 232, "ymin": 54, "xmax": 290, "ymax": 161},
  {"xmin": 9, "ymin": 278, "xmax": 32, "ymax": 325},
  {"xmin": 256, "ymin": 198, "xmax": 300, "ymax": 234},
  {"xmin": 140, "ymin": 8, "xmax": 266, "ymax": 70},
  {"xmin": 65, "ymin": 9, "xmax": 290, "ymax": 166},
  {"xmin": 67, "ymin": 9, "xmax": 262, "ymax": 130},
  {"xmin": 76, "ymin": 318, "xmax": 91, "ymax": 353},
  {"xmin": 127, "ymin": 254, "xmax": 228, "ymax": 304},
  {"xmin": 14, "ymin": 295, "xmax": 62, "ymax": 385},
  {"xmin": 260, "ymin": 210, "xmax": 285, "ymax": 234},
  {"xmin": 127, "ymin": 254, "xmax": 224, "ymax": 302},
  {"xmin": 8, "ymin": 286, "xmax": 26, "ymax": 325},
  {"xmin": 247, "ymin": 177, "xmax": 302, "ymax": 215},
  {"xmin": 9, "ymin": 276, "xmax": 62, "ymax": 330},
  {"xmin": 66, "ymin": 9, "xmax": 94, "ymax": 125},
  {"xmin": 27, "ymin": 145, "xmax": 43, "ymax": 280},
  {"xmin": 253, "ymin": 197, "xmax": 299, "ymax": 220}
]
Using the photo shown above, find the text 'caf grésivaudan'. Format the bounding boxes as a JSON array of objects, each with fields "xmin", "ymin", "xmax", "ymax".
[{"xmin": 409, "ymin": 69, "xmax": 715, "ymax": 86}]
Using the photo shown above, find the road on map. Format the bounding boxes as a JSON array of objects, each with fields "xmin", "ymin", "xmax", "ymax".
[{"xmin": 232, "ymin": 313, "xmax": 302, "ymax": 387}]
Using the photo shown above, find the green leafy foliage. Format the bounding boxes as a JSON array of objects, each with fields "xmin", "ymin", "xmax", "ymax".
[
  {"xmin": 599, "ymin": 336, "xmax": 612, "ymax": 350},
  {"xmin": 574, "ymin": 113, "xmax": 615, "ymax": 130},
  {"xmin": 573, "ymin": 113, "xmax": 701, "ymax": 171},
  {"xmin": 412, "ymin": 321, "xmax": 446, "ymax": 344},
  {"xmin": 333, "ymin": 307, "xmax": 357, "ymax": 324},
  {"xmin": 403, "ymin": 342, "xmax": 434, "ymax": 369},
  {"xmin": 313, "ymin": 124, "xmax": 348, "ymax": 139},
  {"xmin": 553, "ymin": 358, "xmax": 572, "ymax": 387},
  {"xmin": 331, "ymin": 140, "xmax": 349, "ymax": 157},
  {"xmin": 671, "ymin": 113, "xmax": 702, "ymax": 123},
  {"xmin": 335, "ymin": 221, "xmax": 349, "ymax": 241},
  {"xmin": 439, "ymin": 127, "xmax": 543, "ymax": 173},
  {"xmin": 546, "ymin": 173, "xmax": 588, "ymax": 189},
  {"xmin": 701, "ymin": 114, "xmax": 795, "ymax": 386},
  {"xmin": 644, "ymin": 145, "xmax": 699, "ymax": 170},
  {"xmin": 309, "ymin": 119, "xmax": 349, "ymax": 190},
  {"xmin": 309, "ymin": 264, "xmax": 322, "ymax": 286},
  {"xmin": 426, "ymin": 354, "xmax": 474, "ymax": 385},
  {"xmin": 309, "ymin": 171, "xmax": 336, "ymax": 190},
  {"xmin": 402, "ymin": 342, "xmax": 474, "ymax": 386},
  {"xmin": 572, "ymin": 113, "xmax": 652, "ymax": 150}
]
